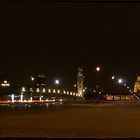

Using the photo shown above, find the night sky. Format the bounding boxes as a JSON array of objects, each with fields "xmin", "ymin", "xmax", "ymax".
[{"xmin": 0, "ymin": 4, "xmax": 140, "ymax": 90}]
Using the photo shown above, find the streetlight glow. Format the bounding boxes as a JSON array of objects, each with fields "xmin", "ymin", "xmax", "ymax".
[
  {"xmin": 111, "ymin": 75, "xmax": 115, "ymax": 80},
  {"xmin": 118, "ymin": 78, "xmax": 123, "ymax": 84},
  {"xmin": 96, "ymin": 67, "xmax": 100, "ymax": 72},
  {"xmin": 22, "ymin": 87, "xmax": 26, "ymax": 92},
  {"xmin": 55, "ymin": 79, "xmax": 60, "ymax": 85},
  {"xmin": 31, "ymin": 76, "xmax": 34, "ymax": 81}
]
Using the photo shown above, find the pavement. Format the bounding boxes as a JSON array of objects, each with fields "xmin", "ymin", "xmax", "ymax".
[{"xmin": 0, "ymin": 102, "xmax": 140, "ymax": 138}]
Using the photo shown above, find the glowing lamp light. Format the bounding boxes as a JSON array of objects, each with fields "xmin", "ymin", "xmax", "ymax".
[
  {"xmin": 4, "ymin": 81, "xmax": 7, "ymax": 84},
  {"xmin": 96, "ymin": 67, "xmax": 100, "ymax": 72},
  {"xmin": 43, "ymin": 88, "xmax": 46, "ymax": 93},
  {"xmin": 36, "ymin": 88, "xmax": 40, "ymax": 92},
  {"xmin": 53, "ymin": 89, "xmax": 56, "ymax": 93},
  {"xmin": 111, "ymin": 75, "xmax": 115, "ymax": 80},
  {"xmin": 118, "ymin": 79, "xmax": 123, "ymax": 84},
  {"xmin": 22, "ymin": 87, "xmax": 26, "ymax": 92},
  {"xmin": 1, "ymin": 80, "xmax": 10, "ymax": 87},
  {"xmin": 124, "ymin": 84, "xmax": 127, "ymax": 87},
  {"xmin": 55, "ymin": 80, "xmax": 60, "ymax": 85},
  {"xmin": 31, "ymin": 76, "xmax": 34, "ymax": 81}
]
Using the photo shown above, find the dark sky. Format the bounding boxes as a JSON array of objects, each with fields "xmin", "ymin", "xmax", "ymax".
[{"xmin": 0, "ymin": 4, "xmax": 140, "ymax": 89}]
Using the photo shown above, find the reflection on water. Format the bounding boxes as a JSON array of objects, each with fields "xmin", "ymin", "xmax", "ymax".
[{"xmin": 0, "ymin": 102, "xmax": 63, "ymax": 110}]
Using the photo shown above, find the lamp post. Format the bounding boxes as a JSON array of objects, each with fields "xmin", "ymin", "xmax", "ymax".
[
  {"xmin": 30, "ymin": 76, "xmax": 35, "ymax": 101},
  {"xmin": 118, "ymin": 78, "xmax": 123, "ymax": 94},
  {"xmin": 96, "ymin": 66, "xmax": 102, "ymax": 99},
  {"xmin": 96, "ymin": 66, "xmax": 101, "ymax": 89}
]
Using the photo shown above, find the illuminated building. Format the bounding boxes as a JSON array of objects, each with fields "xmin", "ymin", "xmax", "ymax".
[
  {"xmin": 134, "ymin": 76, "xmax": 140, "ymax": 93},
  {"xmin": 105, "ymin": 94, "xmax": 134, "ymax": 101}
]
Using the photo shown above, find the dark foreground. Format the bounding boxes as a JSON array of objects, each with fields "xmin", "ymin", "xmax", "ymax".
[{"xmin": 0, "ymin": 102, "xmax": 140, "ymax": 138}]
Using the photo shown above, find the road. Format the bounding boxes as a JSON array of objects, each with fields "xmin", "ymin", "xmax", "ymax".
[{"xmin": 0, "ymin": 102, "xmax": 140, "ymax": 138}]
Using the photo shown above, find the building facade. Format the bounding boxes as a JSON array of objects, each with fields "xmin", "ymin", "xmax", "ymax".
[{"xmin": 134, "ymin": 76, "xmax": 140, "ymax": 94}]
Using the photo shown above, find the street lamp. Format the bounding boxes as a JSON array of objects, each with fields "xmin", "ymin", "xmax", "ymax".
[
  {"xmin": 95, "ymin": 66, "xmax": 102, "ymax": 96},
  {"xmin": 96, "ymin": 67, "xmax": 100, "ymax": 72},
  {"xmin": 31, "ymin": 76, "xmax": 34, "ymax": 81},
  {"xmin": 111, "ymin": 75, "xmax": 115, "ymax": 80},
  {"xmin": 118, "ymin": 78, "xmax": 123, "ymax": 84},
  {"xmin": 118, "ymin": 78, "xmax": 124, "ymax": 94},
  {"xmin": 55, "ymin": 79, "xmax": 60, "ymax": 85}
]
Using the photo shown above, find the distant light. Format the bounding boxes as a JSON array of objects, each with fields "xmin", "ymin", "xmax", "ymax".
[
  {"xmin": 43, "ymin": 88, "xmax": 46, "ymax": 93},
  {"xmin": 96, "ymin": 67, "xmax": 100, "ymax": 72},
  {"xmin": 74, "ymin": 84, "xmax": 77, "ymax": 87},
  {"xmin": 55, "ymin": 80, "xmax": 60, "ymax": 85},
  {"xmin": 4, "ymin": 81, "xmax": 7, "ymax": 84},
  {"xmin": 124, "ymin": 84, "xmax": 127, "ymax": 87},
  {"xmin": 83, "ymin": 89, "xmax": 85, "ymax": 92},
  {"xmin": 118, "ymin": 79, "xmax": 123, "ymax": 84},
  {"xmin": 111, "ymin": 75, "xmax": 115, "ymax": 80},
  {"xmin": 53, "ymin": 89, "xmax": 56, "ymax": 93},
  {"xmin": 7, "ymin": 83, "xmax": 10, "ymax": 86},
  {"xmin": 36, "ymin": 88, "xmax": 40, "ymax": 92},
  {"xmin": 63, "ymin": 90, "xmax": 66, "ymax": 94},
  {"xmin": 58, "ymin": 90, "xmax": 60, "ymax": 93},
  {"xmin": 22, "ymin": 87, "xmax": 26, "ymax": 92},
  {"xmin": 1, "ymin": 80, "xmax": 10, "ymax": 87},
  {"xmin": 48, "ymin": 89, "xmax": 51, "ymax": 93},
  {"xmin": 127, "ymin": 86, "xmax": 129, "ymax": 89},
  {"xmin": 31, "ymin": 76, "xmax": 34, "ymax": 81}
]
